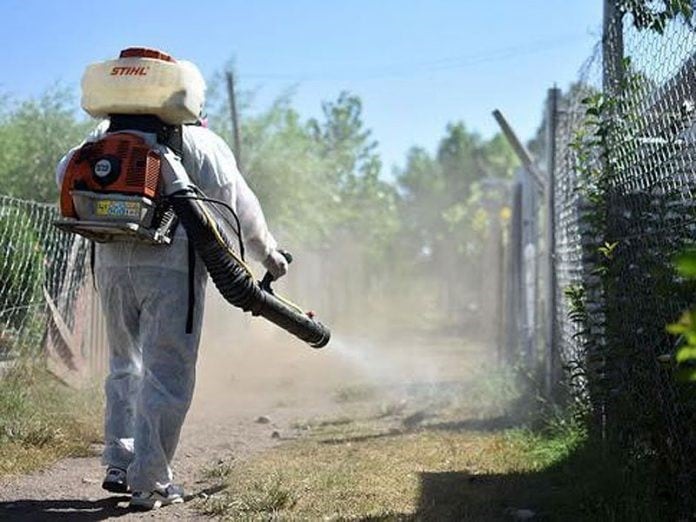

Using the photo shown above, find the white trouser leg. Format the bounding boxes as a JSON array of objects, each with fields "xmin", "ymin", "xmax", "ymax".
[
  {"xmin": 97, "ymin": 266, "xmax": 142, "ymax": 470},
  {"xmin": 125, "ymin": 266, "xmax": 206, "ymax": 492}
]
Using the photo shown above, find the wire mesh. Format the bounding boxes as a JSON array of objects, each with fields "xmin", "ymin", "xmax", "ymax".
[
  {"xmin": 506, "ymin": 6, "xmax": 696, "ymax": 514},
  {"xmin": 552, "ymin": 52, "xmax": 604, "ymax": 403},
  {"xmin": 598, "ymin": 10, "xmax": 696, "ymax": 505},
  {"xmin": 0, "ymin": 194, "xmax": 107, "ymax": 380}
]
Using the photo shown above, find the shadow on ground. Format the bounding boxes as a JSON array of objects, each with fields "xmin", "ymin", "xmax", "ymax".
[
  {"xmin": 357, "ymin": 442, "xmax": 674, "ymax": 522},
  {"xmin": 0, "ymin": 496, "xmax": 131, "ymax": 522},
  {"xmin": 0, "ymin": 485, "xmax": 225, "ymax": 521}
]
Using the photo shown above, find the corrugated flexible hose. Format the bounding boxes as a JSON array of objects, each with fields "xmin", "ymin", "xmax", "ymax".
[{"xmin": 169, "ymin": 189, "xmax": 331, "ymax": 348}]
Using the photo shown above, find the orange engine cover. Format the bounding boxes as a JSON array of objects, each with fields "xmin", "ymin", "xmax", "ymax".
[{"xmin": 60, "ymin": 132, "xmax": 162, "ymax": 218}]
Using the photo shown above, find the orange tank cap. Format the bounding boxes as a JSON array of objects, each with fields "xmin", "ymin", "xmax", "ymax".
[{"xmin": 119, "ymin": 47, "xmax": 176, "ymax": 63}]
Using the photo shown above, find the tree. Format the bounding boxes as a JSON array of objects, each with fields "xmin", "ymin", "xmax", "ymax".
[
  {"xmin": 309, "ymin": 91, "xmax": 379, "ymax": 184},
  {"xmin": 206, "ymin": 83, "xmax": 399, "ymax": 263},
  {"xmin": 397, "ymin": 123, "xmax": 516, "ymax": 261},
  {"xmin": 480, "ymin": 133, "xmax": 519, "ymax": 179},
  {"xmin": 395, "ymin": 123, "xmax": 518, "ymax": 320},
  {"xmin": 0, "ymin": 87, "xmax": 91, "ymax": 202}
]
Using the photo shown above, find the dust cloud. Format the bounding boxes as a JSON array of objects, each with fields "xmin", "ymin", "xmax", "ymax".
[{"xmin": 189, "ymin": 239, "xmax": 505, "ymax": 431}]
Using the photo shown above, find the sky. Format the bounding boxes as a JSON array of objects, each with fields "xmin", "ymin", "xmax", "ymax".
[{"xmin": 0, "ymin": 0, "xmax": 602, "ymax": 173}]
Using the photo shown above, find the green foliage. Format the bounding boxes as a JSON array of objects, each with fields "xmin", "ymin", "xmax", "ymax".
[
  {"xmin": 307, "ymin": 91, "xmax": 400, "ymax": 261},
  {"xmin": 503, "ymin": 416, "xmax": 586, "ymax": 473},
  {"xmin": 673, "ymin": 248, "xmax": 696, "ymax": 278},
  {"xmin": 618, "ymin": 0, "xmax": 693, "ymax": 33},
  {"xmin": 396, "ymin": 123, "xmax": 517, "ymax": 260},
  {"xmin": 560, "ymin": 88, "xmax": 616, "ymax": 406},
  {"xmin": 667, "ymin": 249, "xmax": 696, "ymax": 382},
  {"xmin": 479, "ymin": 132, "xmax": 519, "ymax": 179},
  {"xmin": 564, "ymin": 284, "xmax": 587, "ymax": 325},
  {"xmin": 558, "ymin": 30, "xmax": 696, "ymax": 514},
  {"xmin": 597, "ymin": 241, "xmax": 618, "ymax": 260},
  {"xmin": 563, "ymin": 61, "xmax": 648, "ymax": 401},
  {"xmin": 225, "ymin": 95, "xmax": 343, "ymax": 245},
  {"xmin": 207, "ymin": 85, "xmax": 400, "ymax": 266},
  {"xmin": 0, "ymin": 87, "xmax": 92, "ymax": 202},
  {"xmin": 393, "ymin": 121, "xmax": 517, "ymax": 323},
  {"xmin": 309, "ymin": 91, "xmax": 379, "ymax": 182}
]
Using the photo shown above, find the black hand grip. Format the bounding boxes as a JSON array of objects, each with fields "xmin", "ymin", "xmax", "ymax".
[{"xmin": 260, "ymin": 250, "xmax": 293, "ymax": 292}]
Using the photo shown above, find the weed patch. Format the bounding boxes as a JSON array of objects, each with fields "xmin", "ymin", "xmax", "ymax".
[
  {"xmin": 0, "ymin": 364, "xmax": 102, "ymax": 476},
  {"xmin": 201, "ymin": 458, "xmax": 234, "ymax": 482},
  {"xmin": 200, "ymin": 474, "xmax": 297, "ymax": 520}
]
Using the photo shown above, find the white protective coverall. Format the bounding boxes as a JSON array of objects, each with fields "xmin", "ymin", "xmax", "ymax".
[{"xmin": 56, "ymin": 122, "xmax": 278, "ymax": 491}]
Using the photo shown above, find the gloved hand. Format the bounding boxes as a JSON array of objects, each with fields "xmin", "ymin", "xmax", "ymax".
[{"xmin": 262, "ymin": 249, "xmax": 289, "ymax": 280}]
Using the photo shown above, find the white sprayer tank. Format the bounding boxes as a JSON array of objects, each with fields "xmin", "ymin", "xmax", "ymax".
[{"xmin": 81, "ymin": 49, "xmax": 206, "ymax": 125}]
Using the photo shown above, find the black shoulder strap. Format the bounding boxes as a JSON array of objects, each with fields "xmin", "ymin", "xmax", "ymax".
[
  {"xmin": 186, "ymin": 241, "xmax": 196, "ymax": 334},
  {"xmin": 90, "ymin": 241, "xmax": 96, "ymax": 290}
]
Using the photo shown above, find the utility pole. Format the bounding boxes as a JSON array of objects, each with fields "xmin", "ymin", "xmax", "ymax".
[{"xmin": 226, "ymin": 71, "xmax": 243, "ymax": 170}]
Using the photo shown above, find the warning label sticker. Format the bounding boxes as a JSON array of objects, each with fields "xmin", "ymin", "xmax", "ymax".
[{"xmin": 96, "ymin": 200, "xmax": 141, "ymax": 218}]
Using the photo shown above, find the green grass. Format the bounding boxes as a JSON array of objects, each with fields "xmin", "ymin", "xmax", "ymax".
[
  {"xmin": 0, "ymin": 363, "xmax": 103, "ymax": 476},
  {"xmin": 500, "ymin": 412, "xmax": 587, "ymax": 473},
  {"xmin": 198, "ymin": 403, "xmax": 675, "ymax": 521},
  {"xmin": 200, "ymin": 473, "xmax": 297, "ymax": 520},
  {"xmin": 201, "ymin": 458, "xmax": 234, "ymax": 482},
  {"xmin": 195, "ymin": 344, "xmax": 672, "ymax": 520},
  {"xmin": 196, "ymin": 408, "xmax": 584, "ymax": 521}
]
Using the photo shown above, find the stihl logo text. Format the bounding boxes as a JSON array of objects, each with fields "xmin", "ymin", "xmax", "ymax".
[{"xmin": 110, "ymin": 66, "xmax": 149, "ymax": 76}]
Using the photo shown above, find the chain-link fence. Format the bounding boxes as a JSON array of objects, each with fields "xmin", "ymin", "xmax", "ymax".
[
  {"xmin": 0, "ymin": 195, "xmax": 107, "ymax": 383},
  {"xmin": 503, "ymin": 1, "xmax": 696, "ymax": 513}
]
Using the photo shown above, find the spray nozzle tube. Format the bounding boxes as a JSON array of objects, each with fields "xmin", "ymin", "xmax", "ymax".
[{"xmin": 169, "ymin": 190, "xmax": 331, "ymax": 348}]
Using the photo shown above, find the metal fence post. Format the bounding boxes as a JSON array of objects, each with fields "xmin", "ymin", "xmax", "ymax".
[
  {"xmin": 603, "ymin": 0, "xmax": 624, "ymax": 96},
  {"xmin": 495, "ymin": 212, "xmax": 505, "ymax": 365},
  {"xmin": 490, "ymin": 109, "xmax": 545, "ymax": 372},
  {"xmin": 505, "ymin": 177, "xmax": 523, "ymax": 364},
  {"xmin": 544, "ymin": 87, "xmax": 560, "ymax": 397}
]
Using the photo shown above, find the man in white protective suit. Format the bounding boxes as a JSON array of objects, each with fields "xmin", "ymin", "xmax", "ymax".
[{"xmin": 55, "ymin": 47, "xmax": 288, "ymax": 510}]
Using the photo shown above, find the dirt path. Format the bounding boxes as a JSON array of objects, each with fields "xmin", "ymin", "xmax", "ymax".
[
  {"xmin": 0, "ymin": 412, "xmax": 284, "ymax": 521},
  {"xmin": 0, "ymin": 292, "xmax": 365, "ymax": 521},
  {"xmin": 0, "ymin": 291, "xmax": 488, "ymax": 520}
]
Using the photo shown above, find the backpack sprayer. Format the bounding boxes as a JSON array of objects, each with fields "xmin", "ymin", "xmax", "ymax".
[
  {"xmin": 54, "ymin": 47, "xmax": 330, "ymax": 348},
  {"xmin": 55, "ymin": 132, "xmax": 331, "ymax": 349}
]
